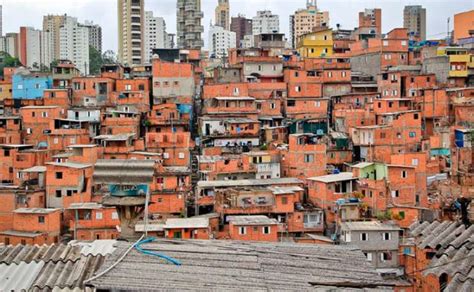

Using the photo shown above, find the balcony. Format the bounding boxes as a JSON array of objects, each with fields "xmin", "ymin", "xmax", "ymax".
[{"xmin": 184, "ymin": 4, "xmax": 196, "ymax": 11}]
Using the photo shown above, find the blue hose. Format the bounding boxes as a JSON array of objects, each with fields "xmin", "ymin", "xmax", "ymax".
[{"xmin": 134, "ymin": 237, "xmax": 182, "ymax": 266}]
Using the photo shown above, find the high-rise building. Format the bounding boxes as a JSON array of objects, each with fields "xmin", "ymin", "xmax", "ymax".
[
  {"xmin": 215, "ymin": 0, "xmax": 230, "ymax": 30},
  {"xmin": 19, "ymin": 27, "xmax": 53, "ymax": 70},
  {"xmin": 453, "ymin": 10, "xmax": 474, "ymax": 43},
  {"xmin": 208, "ymin": 24, "xmax": 236, "ymax": 58},
  {"xmin": 230, "ymin": 14, "xmax": 252, "ymax": 48},
  {"xmin": 252, "ymin": 10, "xmax": 279, "ymax": 36},
  {"xmin": 0, "ymin": 33, "xmax": 19, "ymax": 58},
  {"xmin": 359, "ymin": 9, "xmax": 382, "ymax": 35},
  {"xmin": 289, "ymin": 0, "xmax": 329, "ymax": 49},
  {"xmin": 0, "ymin": 5, "xmax": 3, "ymax": 37},
  {"xmin": 118, "ymin": 0, "xmax": 145, "ymax": 65},
  {"xmin": 177, "ymin": 0, "xmax": 204, "ymax": 49},
  {"xmin": 403, "ymin": 5, "xmax": 426, "ymax": 40},
  {"xmin": 43, "ymin": 14, "xmax": 67, "ymax": 60},
  {"xmin": 144, "ymin": 11, "xmax": 170, "ymax": 63},
  {"xmin": 60, "ymin": 16, "xmax": 90, "ymax": 74},
  {"xmin": 81, "ymin": 21, "xmax": 103, "ymax": 54}
]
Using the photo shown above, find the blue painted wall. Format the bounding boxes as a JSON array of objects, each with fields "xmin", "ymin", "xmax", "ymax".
[{"xmin": 12, "ymin": 73, "xmax": 53, "ymax": 99}]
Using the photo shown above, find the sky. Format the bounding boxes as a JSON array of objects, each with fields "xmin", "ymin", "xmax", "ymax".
[{"xmin": 1, "ymin": 0, "xmax": 473, "ymax": 51}]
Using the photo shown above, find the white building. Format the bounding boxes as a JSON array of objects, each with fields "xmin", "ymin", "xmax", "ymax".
[
  {"xmin": 0, "ymin": 5, "xmax": 3, "ymax": 37},
  {"xmin": 59, "ymin": 16, "xmax": 90, "ymax": 75},
  {"xmin": 252, "ymin": 10, "xmax": 279, "ymax": 35},
  {"xmin": 18, "ymin": 27, "xmax": 53, "ymax": 70},
  {"xmin": 208, "ymin": 24, "xmax": 236, "ymax": 58},
  {"xmin": 81, "ymin": 21, "xmax": 102, "ymax": 53},
  {"xmin": 144, "ymin": 11, "xmax": 169, "ymax": 63}
]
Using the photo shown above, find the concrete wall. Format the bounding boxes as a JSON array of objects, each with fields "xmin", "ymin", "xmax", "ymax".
[
  {"xmin": 350, "ymin": 53, "xmax": 381, "ymax": 78},
  {"xmin": 421, "ymin": 56, "xmax": 449, "ymax": 84}
]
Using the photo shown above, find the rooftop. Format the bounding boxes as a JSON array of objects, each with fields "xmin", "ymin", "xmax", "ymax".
[
  {"xmin": 46, "ymin": 162, "xmax": 92, "ymax": 169},
  {"xmin": 340, "ymin": 221, "xmax": 401, "ymax": 231},
  {"xmin": 228, "ymin": 215, "xmax": 279, "ymax": 226},
  {"xmin": 197, "ymin": 177, "xmax": 302, "ymax": 188},
  {"xmin": 13, "ymin": 208, "xmax": 59, "ymax": 214},
  {"xmin": 165, "ymin": 217, "xmax": 209, "ymax": 229},
  {"xmin": 308, "ymin": 172, "xmax": 355, "ymax": 183},
  {"xmin": 87, "ymin": 239, "xmax": 390, "ymax": 290}
]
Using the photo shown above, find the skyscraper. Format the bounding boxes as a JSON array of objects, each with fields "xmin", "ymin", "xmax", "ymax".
[
  {"xmin": 0, "ymin": 5, "xmax": 3, "ymax": 37},
  {"xmin": 177, "ymin": 0, "xmax": 204, "ymax": 49},
  {"xmin": 60, "ymin": 16, "xmax": 90, "ymax": 74},
  {"xmin": 144, "ymin": 11, "xmax": 170, "ymax": 63},
  {"xmin": 81, "ymin": 21, "xmax": 103, "ymax": 54},
  {"xmin": 404, "ymin": 5, "xmax": 426, "ymax": 40},
  {"xmin": 19, "ymin": 27, "xmax": 53, "ymax": 70},
  {"xmin": 215, "ymin": 0, "xmax": 230, "ymax": 30},
  {"xmin": 289, "ymin": 0, "xmax": 329, "ymax": 49},
  {"xmin": 118, "ymin": 0, "xmax": 145, "ymax": 65},
  {"xmin": 231, "ymin": 14, "xmax": 252, "ymax": 48},
  {"xmin": 43, "ymin": 14, "xmax": 67, "ymax": 60}
]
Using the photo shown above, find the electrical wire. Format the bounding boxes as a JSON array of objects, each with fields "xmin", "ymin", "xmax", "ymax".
[{"xmin": 134, "ymin": 237, "xmax": 182, "ymax": 266}]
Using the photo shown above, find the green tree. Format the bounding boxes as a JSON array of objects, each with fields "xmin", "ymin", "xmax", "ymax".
[
  {"xmin": 0, "ymin": 52, "xmax": 21, "ymax": 77},
  {"xmin": 102, "ymin": 50, "xmax": 118, "ymax": 64},
  {"xmin": 89, "ymin": 45, "xmax": 103, "ymax": 75}
]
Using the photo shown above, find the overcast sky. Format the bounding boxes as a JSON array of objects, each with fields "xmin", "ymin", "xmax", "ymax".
[{"xmin": 1, "ymin": 0, "xmax": 473, "ymax": 51}]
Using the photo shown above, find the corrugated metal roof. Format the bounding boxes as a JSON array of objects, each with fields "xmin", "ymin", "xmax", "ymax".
[
  {"xmin": 46, "ymin": 162, "xmax": 92, "ymax": 169},
  {"xmin": 93, "ymin": 159, "xmax": 155, "ymax": 184},
  {"xmin": 0, "ymin": 261, "xmax": 45, "ymax": 291},
  {"xmin": 87, "ymin": 240, "xmax": 391, "ymax": 290}
]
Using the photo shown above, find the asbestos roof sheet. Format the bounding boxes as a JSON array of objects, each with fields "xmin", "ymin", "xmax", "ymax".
[
  {"xmin": 340, "ymin": 221, "xmax": 401, "ymax": 231},
  {"xmin": 0, "ymin": 230, "xmax": 43, "ymax": 238},
  {"xmin": 197, "ymin": 177, "xmax": 302, "ymax": 188},
  {"xmin": 67, "ymin": 202, "xmax": 103, "ymax": 210},
  {"xmin": 307, "ymin": 172, "xmax": 355, "ymax": 183},
  {"xmin": 0, "ymin": 244, "xmax": 82, "ymax": 265},
  {"xmin": 31, "ymin": 255, "xmax": 105, "ymax": 291},
  {"xmin": 165, "ymin": 217, "xmax": 209, "ymax": 229},
  {"xmin": 0, "ymin": 261, "xmax": 45, "ymax": 291},
  {"xmin": 408, "ymin": 221, "xmax": 474, "ymax": 287},
  {"xmin": 20, "ymin": 166, "xmax": 47, "ymax": 173},
  {"xmin": 267, "ymin": 185, "xmax": 304, "ymax": 195},
  {"xmin": 68, "ymin": 240, "xmax": 117, "ymax": 257},
  {"xmin": 46, "ymin": 162, "xmax": 92, "ymax": 169},
  {"xmin": 14, "ymin": 208, "xmax": 59, "ymax": 214},
  {"xmin": 87, "ymin": 239, "xmax": 391, "ymax": 291},
  {"xmin": 228, "ymin": 215, "xmax": 279, "ymax": 226}
]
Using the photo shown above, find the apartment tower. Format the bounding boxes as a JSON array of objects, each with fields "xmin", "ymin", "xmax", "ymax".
[
  {"xmin": 118, "ymin": 0, "xmax": 145, "ymax": 65},
  {"xmin": 289, "ymin": 0, "xmax": 329, "ymax": 48},
  {"xmin": 230, "ymin": 14, "xmax": 252, "ymax": 48},
  {"xmin": 215, "ymin": 0, "xmax": 230, "ymax": 30},
  {"xmin": 177, "ymin": 0, "xmax": 204, "ymax": 49},
  {"xmin": 403, "ymin": 5, "xmax": 426, "ymax": 40}
]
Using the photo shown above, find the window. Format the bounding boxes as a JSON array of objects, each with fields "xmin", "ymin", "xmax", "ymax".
[
  {"xmin": 38, "ymin": 216, "xmax": 45, "ymax": 223},
  {"xmin": 55, "ymin": 190, "xmax": 62, "ymax": 198},
  {"xmin": 401, "ymin": 40, "xmax": 407, "ymax": 46},
  {"xmin": 314, "ymin": 101, "xmax": 320, "ymax": 107},
  {"xmin": 412, "ymin": 159, "xmax": 419, "ymax": 166},
  {"xmin": 270, "ymin": 103, "xmax": 276, "ymax": 109},
  {"xmin": 342, "ymin": 71, "xmax": 347, "ymax": 77},
  {"xmin": 66, "ymin": 190, "xmax": 73, "ymax": 197},
  {"xmin": 125, "ymin": 84, "xmax": 132, "ymax": 91},
  {"xmin": 112, "ymin": 212, "xmax": 119, "ymax": 220},
  {"xmin": 380, "ymin": 252, "xmax": 392, "ymax": 262},
  {"xmin": 178, "ymin": 152, "xmax": 185, "ymax": 159},
  {"xmin": 53, "ymin": 138, "xmax": 59, "ymax": 144},
  {"xmin": 391, "ymin": 190, "xmax": 400, "ymax": 198},
  {"xmin": 304, "ymin": 154, "xmax": 314, "ymax": 163},
  {"xmin": 295, "ymin": 86, "xmax": 301, "ymax": 92},
  {"xmin": 55, "ymin": 172, "xmax": 63, "ymax": 179},
  {"xmin": 41, "ymin": 112, "xmax": 48, "ymax": 118},
  {"xmin": 4, "ymin": 149, "xmax": 10, "ymax": 157},
  {"xmin": 382, "ymin": 232, "xmax": 391, "ymax": 241},
  {"xmin": 35, "ymin": 83, "xmax": 41, "ymax": 89},
  {"xmin": 96, "ymin": 212, "xmax": 103, "ymax": 220},
  {"xmin": 360, "ymin": 233, "xmax": 369, "ymax": 241},
  {"xmin": 281, "ymin": 197, "xmax": 288, "ymax": 205},
  {"xmin": 287, "ymin": 100, "xmax": 295, "ymax": 107},
  {"xmin": 163, "ymin": 153, "xmax": 169, "ymax": 159},
  {"xmin": 239, "ymin": 226, "xmax": 246, "ymax": 235},
  {"xmin": 380, "ymin": 132, "xmax": 386, "ymax": 139},
  {"xmin": 414, "ymin": 113, "xmax": 419, "ymax": 120},
  {"xmin": 365, "ymin": 252, "xmax": 373, "ymax": 261},
  {"xmin": 401, "ymin": 170, "xmax": 407, "ymax": 178},
  {"xmin": 383, "ymin": 40, "xmax": 389, "ymax": 46},
  {"xmin": 263, "ymin": 226, "xmax": 271, "ymax": 234},
  {"xmin": 17, "ymin": 84, "xmax": 23, "ymax": 90},
  {"xmin": 409, "ymin": 132, "xmax": 416, "ymax": 138}
]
